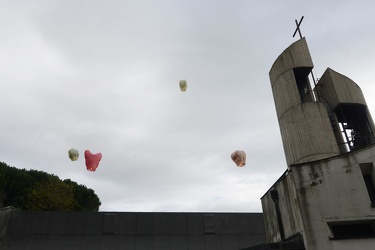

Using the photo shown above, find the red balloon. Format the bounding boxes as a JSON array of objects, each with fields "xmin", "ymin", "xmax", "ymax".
[{"xmin": 84, "ymin": 150, "xmax": 102, "ymax": 172}]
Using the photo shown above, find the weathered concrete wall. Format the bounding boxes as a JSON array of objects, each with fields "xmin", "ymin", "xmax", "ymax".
[
  {"xmin": 330, "ymin": 238, "xmax": 375, "ymax": 250},
  {"xmin": 270, "ymin": 38, "xmax": 314, "ymax": 120},
  {"xmin": 293, "ymin": 145, "xmax": 375, "ymax": 250},
  {"xmin": 262, "ymin": 145, "xmax": 375, "ymax": 250},
  {"xmin": 317, "ymin": 68, "xmax": 366, "ymax": 109},
  {"xmin": 261, "ymin": 173, "xmax": 304, "ymax": 243},
  {"xmin": 279, "ymin": 102, "xmax": 340, "ymax": 165},
  {"xmin": 269, "ymin": 38, "xmax": 313, "ymax": 85},
  {"xmin": 271, "ymin": 69, "xmax": 301, "ymax": 120},
  {"xmin": 261, "ymin": 188, "xmax": 280, "ymax": 242}
]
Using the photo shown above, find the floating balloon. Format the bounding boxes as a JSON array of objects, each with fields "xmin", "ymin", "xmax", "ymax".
[
  {"xmin": 179, "ymin": 79, "xmax": 187, "ymax": 92},
  {"xmin": 84, "ymin": 150, "xmax": 102, "ymax": 172},
  {"xmin": 68, "ymin": 148, "xmax": 79, "ymax": 161},
  {"xmin": 231, "ymin": 150, "xmax": 246, "ymax": 167}
]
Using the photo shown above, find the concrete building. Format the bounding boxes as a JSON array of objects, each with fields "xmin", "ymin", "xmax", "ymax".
[
  {"xmin": 262, "ymin": 37, "xmax": 375, "ymax": 249},
  {"xmin": 0, "ymin": 207, "xmax": 268, "ymax": 250}
]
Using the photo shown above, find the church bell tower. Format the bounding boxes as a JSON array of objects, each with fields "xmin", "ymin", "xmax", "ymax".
[{"xmin": 261, "ymin": 17, "xmax": 375, "ymax": 250}]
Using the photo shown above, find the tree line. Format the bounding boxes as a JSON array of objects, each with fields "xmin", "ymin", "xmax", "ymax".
[{"xmin": 0, "ymin": 161, "xmax": 101, "ymax": 211}]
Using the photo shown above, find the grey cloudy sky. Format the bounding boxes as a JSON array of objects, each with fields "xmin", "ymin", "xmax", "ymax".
[{"xmin": 1, "ymin": 0, "xmax": 375, "ymax": 212}]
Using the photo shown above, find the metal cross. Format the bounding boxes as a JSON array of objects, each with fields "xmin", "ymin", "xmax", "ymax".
[{"xmin": 293, "ymin": 16, "xmax": 304, "ymax": 39}]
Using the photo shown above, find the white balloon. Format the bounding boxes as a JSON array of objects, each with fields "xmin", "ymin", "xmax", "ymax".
[{"xmin": 68, "ymin": 148, "xmax": 79, "ymax": 161}]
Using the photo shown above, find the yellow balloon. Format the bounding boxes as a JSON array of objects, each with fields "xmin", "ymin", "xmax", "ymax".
[{"xmin": 179, "ymin": 80, "xmax": 187, "ymax": 92}]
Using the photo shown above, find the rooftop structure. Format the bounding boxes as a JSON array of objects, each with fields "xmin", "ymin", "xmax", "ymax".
[{"xmin": 0, "ymin": 207, "xmax": 266, "ymax": 250}]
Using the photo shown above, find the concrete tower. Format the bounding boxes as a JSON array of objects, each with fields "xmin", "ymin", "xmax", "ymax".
[
  {"xmin": 269, "ymin": 38, "xmax": 341, "ymax": 166},
  {"xmin": 261, "ymin": 37, "xmax": 375, "ymax": 250}
]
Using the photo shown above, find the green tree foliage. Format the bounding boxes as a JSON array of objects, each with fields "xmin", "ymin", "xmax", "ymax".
[
  {"xmin": 64, "ymin": 179, "xmax": 101, "ymax": 211},
  {"xmin": 24, "ymin": 176, "xmax": 75, "ymax": 211},
  {"xmin": 0, "ymin": 162, "xmax": 101, "ymax": 211},
  {"xmin": 1, "ymin": 163, "xmax": 33, "ymax": 208}
]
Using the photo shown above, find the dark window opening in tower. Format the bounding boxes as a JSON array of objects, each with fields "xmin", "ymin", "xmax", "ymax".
[
  {"xmin": 363, "ymin": 175, "xmax": 375, "ymax": 206},
  {"xmin": 329, "ymin": 222, "xmax": 375, "ymax": 239},
  {"xmin": 335, "ymin": 104, "xmax": 375, "ymax": 151},
  {"xmin": 360, "ymin": 163, "xmax": 375, "ymax": 207},
  {"xmin": 293, "ymin": 67, "xmax": 315, "ymax": 103}
]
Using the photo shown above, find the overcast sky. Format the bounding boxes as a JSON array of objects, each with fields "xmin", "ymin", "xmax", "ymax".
[{"xmin": 1, "ymin": 0, "xmax": 375, "ymax": 212}]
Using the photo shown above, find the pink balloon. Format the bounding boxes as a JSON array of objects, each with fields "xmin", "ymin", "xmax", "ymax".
[{"xmin": 84, "ymin": 150, "xmax": 102, "ymax": 172}]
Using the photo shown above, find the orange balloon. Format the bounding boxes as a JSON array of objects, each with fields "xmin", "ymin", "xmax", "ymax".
[{"xmin": 231, "ymin": 150, "xmax": 246, "ymax": 167}]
